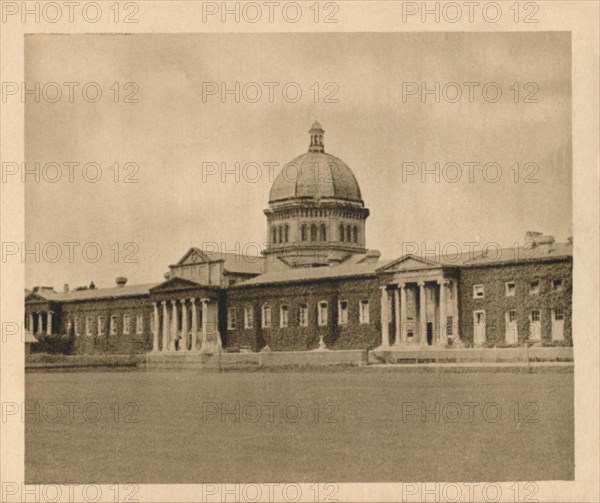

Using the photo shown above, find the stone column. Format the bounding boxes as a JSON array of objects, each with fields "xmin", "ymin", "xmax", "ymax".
[
  {"xmin": 452, "ymin": 280, "xmax": 460, "ymax": 343},
  {"xmin": 37, "ymin": 312, "xmax": 43, "ymax": 336},
  {"xmin": 201, "ymin": 298, "xmax": 209, "ymax": 346},
  {"xmin": 400, "ymin": 283, "xmax": 408, "ymax": 343},
  {"xmin": 152, "ymin": 302, "xmax": 160, "ymax": 352},
  {"xmin": 379, "ymin": 286, "xmax": 390, "ymax": 348},
  {"xmin": 46, "ymin": 311, "xmax": 53, "ymax": 335},
  {"xmin": 181, "ymin": 300, "xmax": 189, "ymax": 352},
  {"xmin": 419, "ymin": 282, "xmax": 427, "ymax": 344},
  {"xmin": 190, "ymin": 298, "xmax": 198, "ymax": 351},
  {"xmin": 28, "ymin": 312, "xmax": 34, "ymax": 332},
  {"xmin": 170, "ymin": 300, "xmax": 177, "ymax": 351},
  {"xmin": 438, "ymin": 279, "xmax": 447, "ymax": 344},
  {"xmin": 393, "ymin": 287, "xmax": 401, "ymax": 347},
  {"xmin": 161, "ymin": 301, "xmax": 169, "ymax": 352}
]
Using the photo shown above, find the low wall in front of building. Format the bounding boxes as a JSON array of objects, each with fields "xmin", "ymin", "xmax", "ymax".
[{"xmin": 372, "ymin": 346, "xmax": 574, "ymax": 364}]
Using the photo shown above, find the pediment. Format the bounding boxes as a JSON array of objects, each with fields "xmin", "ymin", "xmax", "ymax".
[
  {"xmin": 149, "ymin": 276, "xmax": 203, "ymax": 293},
  {"xmin": 177, "ymin": 248, "xmax": 209, "ymax": 266},
  {"xmin": 25, "ymin": 292, "xmax": 50, "ymax": 303},
  {"xmin": 377, "ymin": 254, "xmax": 442, "ymax": 273}
]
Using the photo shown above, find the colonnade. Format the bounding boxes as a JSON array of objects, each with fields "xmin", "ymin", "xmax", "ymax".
[
  {"xmin": 28, "ymin": 311, "xmax": 53, "ymax": 336},
  {"xmin": 151, "ymin": 297, "xmax": 216, "ymax": 353},
  {"xmin": 380, "ymin": 278, "xmax": 460, "ymax": 347}
]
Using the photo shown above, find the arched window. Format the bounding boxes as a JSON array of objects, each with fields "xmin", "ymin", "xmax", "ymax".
[
  {"xmin": 284, "ymin": 224, "xmax": 290, "ymax": 243},
  {"xmin": 310, "ymin": 223, "xmax": 318, "ymax": 241},
  {"xmin": 272, "ymin": 226, "xmax": 277, "ymax": 244},
  {"xmin": 339, "ymin": 224, "xmax": 345, "ymax": 242},
  {"xmin": 319, "ymin": 224, "xmax": 327, "ymax": 241},
  {"xmin": 353, "ymin": 226, "xmax": 358, "ymax": 243},
  {"xmin": 346, "ymin": 225, "xmax": 352, "ymax": 243},
  {"xmin": 278, "ymin": 226, "xmax": 283, "ymax": 244},
  {"xmin": 301, "ymin": 224, "xmax": 307, "ymax": 241}
]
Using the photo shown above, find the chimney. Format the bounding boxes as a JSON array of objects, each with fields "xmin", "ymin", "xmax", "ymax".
[
  {"xmin": 63, "ymin": 283, "xmax": 69, "ymax": 293},
  {"xmin": 567, "ymin": 236, "xmax": 573, "ymax": 245},
  {"xmin": 115, "ymin": 277, "xmax": 127, "ymax": 288},
  {"xmin": 525, "ymin": 231, "xmax": 555, "ymax": 252},
  {"xmin": 89, "ymin": 281, "xmax": 96, "ymax": 290}
]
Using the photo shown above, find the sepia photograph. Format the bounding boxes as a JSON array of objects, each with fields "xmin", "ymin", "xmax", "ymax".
[{"xmin": 1, "ymin": 2, "xmax": 599, "ymax": 502}]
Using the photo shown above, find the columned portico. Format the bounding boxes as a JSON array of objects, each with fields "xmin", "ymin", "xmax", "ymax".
[{"xmin": 379, "ymin": 269, "xmax": 461, "ymax": 350}]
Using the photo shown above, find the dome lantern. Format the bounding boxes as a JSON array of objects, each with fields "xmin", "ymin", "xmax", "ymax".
[{"xmin": 308, "ymin": 121, "xmax": 325, "ymax": 153}]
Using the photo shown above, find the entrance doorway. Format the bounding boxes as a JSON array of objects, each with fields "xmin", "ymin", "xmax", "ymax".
[
  {"xmin": 426, "ymin": 322, "xmax": 433, "ymax": 345},
  {"xmin": 473, "ymin": 310, "xmax": 486, "ymax": 345}
]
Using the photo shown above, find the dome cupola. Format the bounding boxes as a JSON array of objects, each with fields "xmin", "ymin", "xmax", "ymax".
[{"xmin": 264, "ymin": 122, "xmax": 370, "ymax": 269}]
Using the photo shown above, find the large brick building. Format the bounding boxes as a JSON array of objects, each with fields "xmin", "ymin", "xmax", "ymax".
[{"xmin": 25, "ymin": 123, "xmax": 573, "ymax": 355}]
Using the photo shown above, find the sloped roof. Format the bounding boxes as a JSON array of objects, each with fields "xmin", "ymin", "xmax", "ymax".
[
  {"xmin": 460, "ymin": 243, "xmax": 572, "ymax": 267},
  {"xmin": 235, "ymin": 258, "xmax": 393, "ymax": 288},
  {"xmin": 174, "ymin": 247, "xmax": 264, "ymax": 275},
  {"xmin": 27, "ymin": 283, "xmax": 158, "ymax": 302}
]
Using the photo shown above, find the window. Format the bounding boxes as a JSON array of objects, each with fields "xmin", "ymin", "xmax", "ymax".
[
  {"xmin": 319, "ymin": 223, "xmax": 327, "ymax": 241},
  {"xmin": 136, "ymin": 314, "xmax": 144, "ymax": 334},
  {"xmin": 298, "ymin": 304, "xmax": 308, "ymax": 327},
  {"xmin": 278, "ymin": 226, "xmax": 283, "ymax": 244},
  {"xmin": 84, "ymin": 316, "xmax": 92, "ymax": 337},
  {"xmin": 123, "ymin": 314, "xmax": 131, "ymax": 335},
  {"xmin": 554, "ymin": 308, "xmax": 564, "ymax": 321},
  {"xmin": 346, "ymin": 225, "xmax": 352, "ymax": 243},
  {"xmin": 339, "ymin": 225, "xmax": 344, "ymax": 242},
  {"xmin": 359, "ymin": 299, "xmax": 370, "ymax": 324},
  {"xmin": 271, "ymin": 226, "xmax": 277, "ymax": 244},
  {"xmin": 551, "ymin": 279, "xmax": 563, "ymax": 291},
  {"xmin": 531, "ymin": 309, "xmax": 541, "ymax": 322},
  {"xmin": 227, "ymin": 308, "xmax": 237, "ymax": 330},
  {"xmin": 508, "ymin": 309, "xmax": 517, "ymax": 322},
  {"xmin": 310, "ymin": 224, "xmax": 318, "ymax": 241},
  {"xmin": 301, "ymin": 224, "xmax": 307, "ymax": 241},
  {"xmin": 353, "ymin": 226, "xmax": 358, "ymax": 243},
  {"xmin": 505, "ymin": 281, "xmax": 516, "ymax": 297},
  {"xmin": 97, "ymin": 316, "xmax": 106, "ymax": 336},
  {"xmin": 110, "ymin": 315, "xmax": 118, "ymax": 336},
  {"xmin": 284, "ymin": 225, "xmax": 289, "ymax": 243},
  {"xmin": 446, "ymin": 315, "xmax": 453, "ymax": 336},
  {"xmin": 318, "ymin": 301, "xmax": 328, "ymax": 326},
  {"xmin": 338, "ymin": 300, "xmax": 349, "ymax": 325},
  {"xmin": 530, "ymin": 280, "xmax": 540, "ymax": 294},
  {"xmin": 244, "ymin": 306, "xmax": 253, "ymax": 329},
  {"xmin": 262, "ymin": 305, "xmax": 271, "ymax": 328},
  {"xmin": 473, "ymin": 285, "xmax": 484, "ymax": 299},
  {"xmin": 280, "ymin": 305, "xmax": 289, "ymax": 328}
]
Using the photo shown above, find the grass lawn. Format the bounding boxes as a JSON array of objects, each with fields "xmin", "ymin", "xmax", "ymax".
[{"xmin": 25, "ymin": 369, "xmax": 573, "ymax": 483}]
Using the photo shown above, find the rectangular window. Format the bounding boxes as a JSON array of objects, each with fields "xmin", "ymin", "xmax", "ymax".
[
  {"xmin": 75, "ymin": 317, "xmax": 82, "ymax": 337},
  {"xmin": 318, "ymin": 301, "xmax": 328, "ymax": 326},
  {"xmin": 508, "ymin": 309, "xmax": 517, "ymax": 322},
  {"xmin": 359, "ymin": 299, "xmax": 370, "ymax": 324},
  {"xmin": 446, "ymin": 315, "xmax": 453, "ymax": 336},
  {"xmin": 554, "ymin": 308, "xmax": 564, "ymax": 321},
  {"xmin": 551, "ymin": 279, "xmax": 563, "ymax": 291},
  {"xmin": 280, "ymin": 305, "xmax": 289, "ymax": 328},
  {"xmin": 530, "ymin": 280, "xmax": 540, "ymax": 294},
  {"xmin": 505, "ymin": 281, "xmax": 516, "ymax": 297},
  {"xmin": 531, "ymin": 309, "xmax": 541, "ymax": 322},
  {"xmin": 473, "ymin": 285, "xmax": 484, "ymax": 299},
  {"xmin": 110, "ymin": 315, "xmax": 118, "ymax": 336},
  {"xmin": 262, "ymin": 305, "xmax": 271, "ymax": 328},
  {"xmin": 227, "ymin": 308, "xmax": 237, "ymax": 330},
  {"xmin": 136, "ymin": 314, "xmax": 144, "ymax": 334},
  {"xmin": 338, "ymin": 300, "xmax": 349, "ymax": 325},
  {"xmin": 123, "ymin": 314, "xmax": 131, "ymax": 335},
  {"xmin": 244, "ymin": 306, "xmax": 253, "ymax": 329},
  {"xmin": 97, "ymin": 316, "xmax": 106, "ymax": 336},
  {"xmin": 298, "ymin": 304, "xmax": 308, "ymax": 327}
]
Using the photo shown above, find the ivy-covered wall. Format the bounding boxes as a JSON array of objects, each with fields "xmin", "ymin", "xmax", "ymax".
[
  {"xmin": 459, "ymin": 259, "xmax": 572, "ymax": 345},
  {"xmin": 225, "ymin": 275, "xmax": 382, "ymax": 351}
]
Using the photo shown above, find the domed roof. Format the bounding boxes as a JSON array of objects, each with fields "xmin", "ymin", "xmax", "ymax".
[{"xmin": 269, "ymin": 122, "xmax": 363, "ymax": 204}]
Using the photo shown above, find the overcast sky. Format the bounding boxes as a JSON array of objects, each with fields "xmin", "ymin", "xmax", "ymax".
[{"xmin": 24, "ymin": 32, "xmax": 572, "ymax": 290}]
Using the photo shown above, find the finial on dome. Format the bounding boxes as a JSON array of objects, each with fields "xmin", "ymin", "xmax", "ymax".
[{"xmin": 308, "ymin": 121, "xmax": 325, "ymax": 153}]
